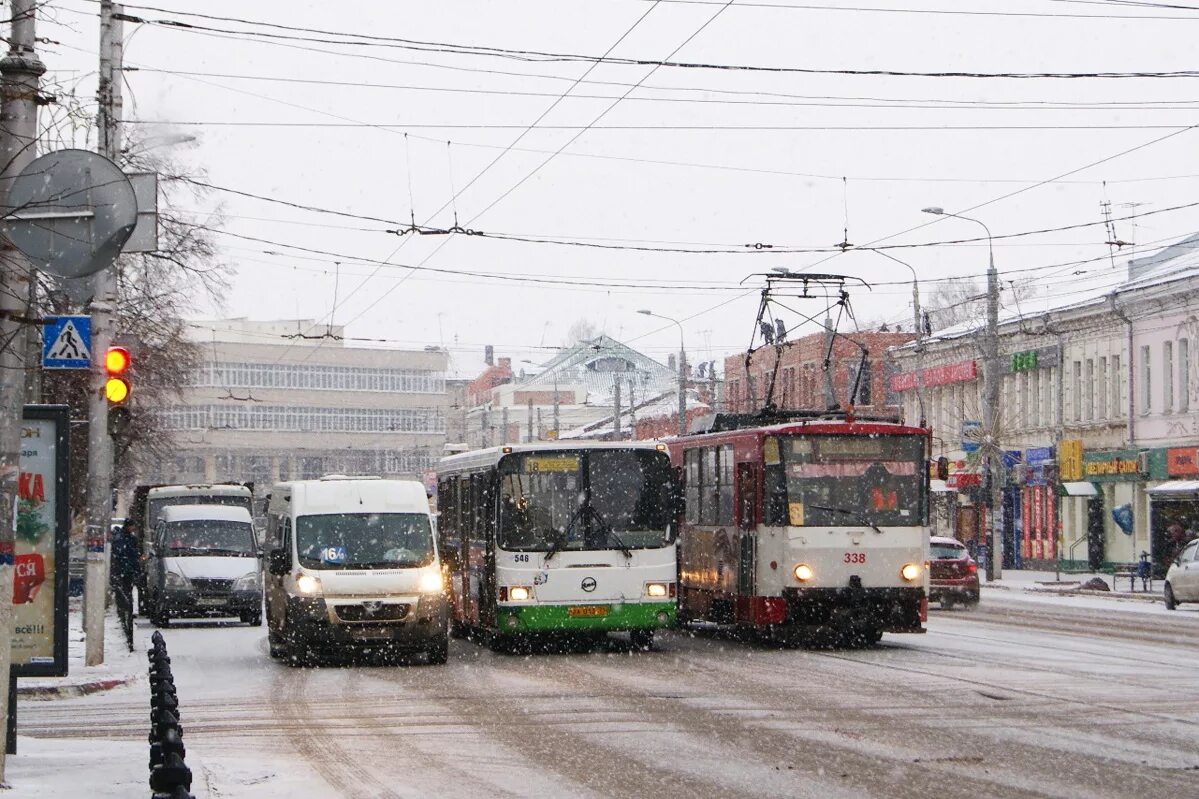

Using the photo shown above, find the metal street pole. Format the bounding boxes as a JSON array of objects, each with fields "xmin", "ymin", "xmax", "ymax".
[
  {"xmin": 0, "ymin": 0, "xmax": 44, "ymax": 777},
  {"xmin": 85, "ymin": 0, "xmax": 124, "ymax": 665},
  {"xmin": 638, "ymin": 310, "xmax": 687, "ymax": 437},
  {"xmin": 923, "ymin": 207, "xmax": 1002, "ymax": 580},
  {"xmin": 871, "ymin": 249, "xmax": 925, "ymax": 418}
]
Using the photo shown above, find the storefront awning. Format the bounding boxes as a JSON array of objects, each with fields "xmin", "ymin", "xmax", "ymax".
[
  {"xmin": 1147, "ymin": 480, "xmax": 1199, "ymax": 497},
  {"xmin": 1060, "ymin": 481, "xmax": 1099, "ymax": 496}
]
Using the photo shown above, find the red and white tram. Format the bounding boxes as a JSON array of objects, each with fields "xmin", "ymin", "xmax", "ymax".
[{"xmin": 669, "ymin": 413, "xmax": 929, "ymax": 644}]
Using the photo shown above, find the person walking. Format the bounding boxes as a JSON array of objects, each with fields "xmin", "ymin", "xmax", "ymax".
[{"xmin": 110, "ymin": 522, "xmax": 140, "ymax": 651}]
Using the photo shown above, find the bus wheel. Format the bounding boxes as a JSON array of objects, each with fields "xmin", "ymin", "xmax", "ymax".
[{"xmin": 630, "ymin": 630, "xmax": 654, "ymax": 651}]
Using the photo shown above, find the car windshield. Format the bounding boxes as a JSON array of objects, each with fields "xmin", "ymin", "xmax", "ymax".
[
  {"xmin": 496, "ymin": 449, "xmax": 674, "ymax": 552},
  {"xmin": 162, "ymin": 520, "xmax": 256, "ymax": 556},
  {"xmin": 764, "ymin": 434, "xmax": 926, "ymax": 527},
  {"xmin": 930, "ymin": 543, "xmax": 967, "ymax": 559},
  {"xmin": 296, "ymin": 513, "xmax": 434, "ymax": 570}
]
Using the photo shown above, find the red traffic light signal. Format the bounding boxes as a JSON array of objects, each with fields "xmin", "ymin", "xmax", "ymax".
[{"xmin": 104, "ymin": 346, "xmax": 130, "ymax": 404}]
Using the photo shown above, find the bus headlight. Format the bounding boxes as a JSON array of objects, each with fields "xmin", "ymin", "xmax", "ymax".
[
  {"xmin": 418, "ymin": 572, "xmax": 444, "ymax": 593},
  {"xmin": 508, "ymin": 586, "xmax": 532, "ymax": 602},
  {"xmin": 294, "ymin": 573, "xmax": 322, "ymax": 595},
  {"xmin": 900, "ymin": 562, "xmax": 922, "ymax": 582},
  {"xmin": 793, "ymin": 563, "xmax": 814, "ymax": 582},
  {"xmin": 645, "ymin": 582, "xmax": 669, "ymax": 598}
]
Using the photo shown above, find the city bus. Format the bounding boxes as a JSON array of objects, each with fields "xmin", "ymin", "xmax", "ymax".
[
  {"xmin": 436, "ymin": 442, "xmax": 679, "ymax": 651},
  {"xmin": 668, "ymin": 414, "xmax": 930, "ymax": 646}
]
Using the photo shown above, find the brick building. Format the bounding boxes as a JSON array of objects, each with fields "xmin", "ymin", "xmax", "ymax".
[{"xmin": 724, "ymin": 329, "xmax": 915, "ymax": 416}]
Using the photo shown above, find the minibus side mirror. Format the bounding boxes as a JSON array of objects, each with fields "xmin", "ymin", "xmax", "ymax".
[{"xmin": 267, "ymin": 549, "xmax": 290, "ymax": 576}]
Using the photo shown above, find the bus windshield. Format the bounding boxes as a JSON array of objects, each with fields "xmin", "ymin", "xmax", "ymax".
[
  {"xmin": 296, "ymin": 513, "xmax": 435, "ymax": 570},
  {"xmin": 149, "ymin": 495, "xmax": 252, "ymax": 528},
  {"xmin": 763, "ymin": 434, "xmax": 925, "ymax": 527},
  {"xmin": 497, "ymin": 449, "xmax": 675, "ymax": 552}
]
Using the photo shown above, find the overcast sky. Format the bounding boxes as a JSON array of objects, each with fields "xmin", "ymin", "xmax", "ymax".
[{"xmin": 32, "ymin": 0, "xmax": 1199, "ymax": 372}]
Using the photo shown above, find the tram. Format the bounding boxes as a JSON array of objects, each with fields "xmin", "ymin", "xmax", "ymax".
[
  {"xmin": 668, "ymin": 413, "xmax": 930, "ymax": 645},
  {"xmin": 436, "ymin": 441, "xmax": 679, "ymax": 650}
]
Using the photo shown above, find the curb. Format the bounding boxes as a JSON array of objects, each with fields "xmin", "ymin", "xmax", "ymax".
[
  {"xmin": 983, "ymin": 584, "xmax": 1162, "ymax": 603},
  {"xmin": 18, "ymin": 676, "xmax": 136, "ymax": 700}
]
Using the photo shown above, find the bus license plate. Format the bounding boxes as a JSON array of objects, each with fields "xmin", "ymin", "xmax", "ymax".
[{"xmin": 568, "ymin": 605, "xmax": 608, "ymax": 618}]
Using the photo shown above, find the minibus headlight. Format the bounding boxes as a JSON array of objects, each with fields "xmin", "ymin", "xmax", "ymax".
[
  {"xmin": 294, "ymin": 573, "xmax": 322, "ymax": 595},
  {"xmin": 164, "ymin": 570, "xmax": 191, "ymax": 590},
  {"xmin": 418, "ymin": 572, "xmax": 444, "ymax": 593},
  {"xmin": 793, "ymin": 563, "xmax": 814, "ymax": 582},
  {"xmin": 900, "ymin": 562, "xmax": 922, "ymax": 582},
  {"xmin": 508, "ymin": 586, "xmax": 532, "ymax": 602},
  {"xmin": 232, "ymin": 571, "xmax": 261, "ymax": 592},
  {"xmin": 645, "ymin": 582, "xmax": 669, "ymax": 598}
]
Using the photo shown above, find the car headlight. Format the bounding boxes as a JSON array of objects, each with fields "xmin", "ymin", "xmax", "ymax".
[
  {"xmin": 793, "ymin": 563, "xmax": 814, "ymax": 582},
  {"xmin": 508, "ymin": 585, "xmax": 532, "ymax": 602},
  {"xmin": 418, "ymin": 571, "xmax": 444, "ymax": 593},
  {"xmin": 164, "ymin": 570, "xmax": 191, "ymax": 590},
  {"xmin": 232, "ymin": 571, "xmax": 261, "ymax": 592},
  {"xmin": 294, "ymin": 573, "xmax": 322, "ymax": 595},
  {"xmin": 645, "ymin": 582, "xmax": 669, "ymax": 598},
  {"xmin": 900, "ymin": 562, "xmax": 922, "ymax": 582}
]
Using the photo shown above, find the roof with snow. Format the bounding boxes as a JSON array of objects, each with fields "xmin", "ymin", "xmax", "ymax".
[{"xmin": 516, "ymin": 335, "xmax": 677, "ymax": 400}]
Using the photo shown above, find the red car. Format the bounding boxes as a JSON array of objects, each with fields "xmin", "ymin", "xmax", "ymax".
[{"xmin": 928, "ymin": 536, "xmax": 979, "ymax": 609}]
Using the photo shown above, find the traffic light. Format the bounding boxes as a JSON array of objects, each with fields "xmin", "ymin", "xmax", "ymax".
[{"xmin": 104, "ymin": 346, "xmax": 131, "ymax": 404}]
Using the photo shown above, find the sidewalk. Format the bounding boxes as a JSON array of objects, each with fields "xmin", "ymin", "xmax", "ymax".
[
  {"xmin": 980, "ymin": 568, "xmax": 1164, "ymax": 603},
  {"xmin": 18, "ymin": 597, "xmax": 143, "ymax": 700}
]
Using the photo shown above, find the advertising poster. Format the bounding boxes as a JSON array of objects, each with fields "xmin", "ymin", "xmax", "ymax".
[{"xmin": 13, "ymin": 406, "xmax": 68, "ymax": 677}]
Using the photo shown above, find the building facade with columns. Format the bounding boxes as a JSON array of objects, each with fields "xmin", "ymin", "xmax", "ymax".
[{"xmin": 148, "ymin": 318, "xmax": 448, "ymax": 489}]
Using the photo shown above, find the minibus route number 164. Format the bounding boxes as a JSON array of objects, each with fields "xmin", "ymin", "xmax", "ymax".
[{"xmin": 436, "ymin": 442, "xmax": 680, "ymax": 650}]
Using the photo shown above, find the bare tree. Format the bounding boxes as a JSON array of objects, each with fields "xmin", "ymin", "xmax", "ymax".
[
  {"xmin": 924, "ymin": 277, "xmax": 986, "ymax": 332},
  {"xmin": 566, "ymin": 318, "xmax": 599, "ymax": 345}
]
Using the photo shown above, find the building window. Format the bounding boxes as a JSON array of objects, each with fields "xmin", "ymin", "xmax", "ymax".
[
  {"xmin": 1181, "ymin": 339, "xmax": 1191, "ymax": 412},
  {"xmin": 1072, "ymin": 361, "xmax": 1082, "ymax": 423},
  {"xmin": 1164, "ymin": 341, "xmax": 1174, "ymax": 413},
  {"xmin": 1098, "ymin": 357, "xmax": 1108, "ymax": 419},
  {"xmin": 1043, "ymin": 367, "xmax": 1055, "ymax": 427},
  {"xmin": 1111, "ymin": 354, "xmax": 1122, "ymax": 417},
  {"xmin": 1084, "ymin": 359, "xmax": 1094, "ymax": 421},
  {"xmin": 1140, "ymin": 345, "xmax": 1151, "ymax": 414},
  {"xmin": 1029, "ymin": 369, "xmax": 1040, "ymax": 428}
]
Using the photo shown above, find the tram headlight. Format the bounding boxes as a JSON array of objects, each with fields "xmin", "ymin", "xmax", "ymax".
[
  {"xmin": 900, "ymin": 562, "xmax": 922, "ymax": 582},
  {"xmin": 793, "ymin": 563, "xmax": 814, "ymax": 582},
  {"xmin": 508, "ymin": 586, "xmax": 532, "ymax": 602},
  {"xmin": 645, "ymin": 582, "xmax": 669, "ymax": 598}
]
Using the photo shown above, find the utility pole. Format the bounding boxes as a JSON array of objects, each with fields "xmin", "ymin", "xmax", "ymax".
[
  {"xmin": 85, "ymin": 0, "xmax": 124, "ymax": 665},
  {"xmin": 526, "ymin": 397, "xmax": 533, "ymax": 443},
  {"xmin": 612, "ymin": 376, "xmax": 621, "ymax": 437},
  {"xmin": 552, "ymin": 372, "xmax": 559, "ymax": 438},
  {"xmin": 0, "ymin": 0, "xmax": 44, "ymax": 778},
  {"xmin": 636, "ymin": 309, "xmax": 687, "ymax": 437},
  {"xmin": 500, "ymin": 406, "xmax": 508, "ymax": 445},
  {"xmin": 822, "ymin": 316, "xmax": 836, "ymax": 409},
  {"xmin": 923, "ymin": 206, "xmax": 1002, "ymax": 580}
]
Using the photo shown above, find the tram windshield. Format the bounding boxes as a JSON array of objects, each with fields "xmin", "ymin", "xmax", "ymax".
[
  {"xmin": 763, "ymin": 434, "xmax": 926, "ymax": 527},
  {"xmin": 496, "ymin": 449, "xmax": 675, "ymax": 552}
]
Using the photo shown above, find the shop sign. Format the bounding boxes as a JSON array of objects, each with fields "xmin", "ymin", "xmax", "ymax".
[
  {"xmin": 889, "ymin": 359, "xmax": 977, "ymax": 393},
  {"xmin": 1082, "ymin": 449, "xmax": 1145, "ymax": 482},
  {"xmin": 1026, "ymin": 446, "xmax": 1054, "ymax": 467},
  {"xmin": 946, "ymin": 473, "xmax": 981, "ymax": 490},
  {"xmin": 1005, "ymin": 345, "xmax": 1060, "ymax": 374},
  {"xmin": 1167, "ymin": 447, "xmax": 1199, "ymax": 477},
  {"xmin": 1058, "ymin": 439, "xmax": 1083, "ymax": 481}
]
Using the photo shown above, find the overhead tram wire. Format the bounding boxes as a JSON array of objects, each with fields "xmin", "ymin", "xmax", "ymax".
[
  {"xmin": 330, "ymin": 0, "xmax": 742, "ymax": 335},
  {"xmin": 131, "ymin": 63, "xmax": 1199, "ymax": 187},
  {"xmin": 99, "ymin": 4, "xmax": 1199, "ymax": 75},
  {"xmin": 120, "ymin": 120, "xmax": 1199, "ymax": 132}
]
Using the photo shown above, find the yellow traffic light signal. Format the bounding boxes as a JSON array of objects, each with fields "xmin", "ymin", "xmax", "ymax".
[{"xmin": 105, "ymin": 346, "xmax": 130, "ymax": 404}]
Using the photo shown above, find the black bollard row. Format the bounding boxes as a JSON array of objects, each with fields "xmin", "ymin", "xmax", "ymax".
[{"xmin": 147, "ymin": 631, "xmax": 195, "ymax": 799}]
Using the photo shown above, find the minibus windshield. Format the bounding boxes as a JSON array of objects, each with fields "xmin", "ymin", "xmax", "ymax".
[
  {"xmin": 296, "ymin": 513, "xmax": 435, "ymax": 570},
  {"xmin": 162, "ymin": 520, "xmax": 257, "ymax": 556}
]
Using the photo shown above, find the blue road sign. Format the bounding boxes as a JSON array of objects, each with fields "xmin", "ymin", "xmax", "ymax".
[{"xmin": 42, "ymin": 315, "xmax": 92, "ymax": 369}]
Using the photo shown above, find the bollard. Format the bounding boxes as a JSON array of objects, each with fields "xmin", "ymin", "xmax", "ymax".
[
  {"xmin": 146, "ymin": 634, "xmax": 196, "ymax": 799},
  {"xmin": 152, "ymin": 786, "xmax": 194, "ymax": 799},
  {"xmin": 149, "ymin": 751, "xmax": 192, "ymax": 793}
]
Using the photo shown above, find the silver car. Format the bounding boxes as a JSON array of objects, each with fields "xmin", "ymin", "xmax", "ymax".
[{"xmin": 1164, "ymin": 539, "xmax": 1199, "ymax": 610}]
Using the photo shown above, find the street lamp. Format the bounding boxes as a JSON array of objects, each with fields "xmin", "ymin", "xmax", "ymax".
[
  {"xmin": 637, "ymin": 309, "xmax": 688, "ymax": 437},
  {"xmin": 521, "ymin": 359, "xmax": 560, "ymax": 439},
  {"xmin": 869, "ymin": 249, "xmax": 926, "ymax": 426},
  {"xmin": 922, "ymin": 206, "xmax": 1002, "ymax": 581}
]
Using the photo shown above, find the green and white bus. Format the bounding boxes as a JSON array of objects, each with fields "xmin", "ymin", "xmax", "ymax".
[{"xmin": 436, "ymin": 442, "xmax": 679, "ymax": 650}]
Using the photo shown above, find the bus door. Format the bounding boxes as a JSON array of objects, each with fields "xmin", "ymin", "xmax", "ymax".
[
  {"xmin": 477, "ymin": 472, "xmax": 498, "ymax": 630},
  {"xmin": 736, "ymin": 462, "xmax": 757, "ymax": 596}
]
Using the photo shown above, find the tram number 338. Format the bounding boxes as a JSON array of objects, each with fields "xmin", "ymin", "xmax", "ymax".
[{"xmin": 843, "ymin": 552, "xmax": 867, "ymax": 564}]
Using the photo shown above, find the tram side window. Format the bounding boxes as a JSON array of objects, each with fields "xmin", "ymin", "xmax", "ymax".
[
  {"xmin": 701, "ymin": 448, "xmax": 719, "ymax": 525},
  {"xmin": 717, "ymin": 445, "xmax": 734, "ymax": 525},
  {"xmin": 684, "ymin": 449, "xmax": 702, "ymax": 524}
]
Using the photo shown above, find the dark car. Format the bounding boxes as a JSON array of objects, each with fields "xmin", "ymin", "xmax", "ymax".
[{"xmin": 928, "ymin": 536, "xmax": 979, "ymax": 609}]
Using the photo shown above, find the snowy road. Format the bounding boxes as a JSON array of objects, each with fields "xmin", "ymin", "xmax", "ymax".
[{"xmin": 17, "ymin": 596, "xmax": 1199, "ymax": 798}]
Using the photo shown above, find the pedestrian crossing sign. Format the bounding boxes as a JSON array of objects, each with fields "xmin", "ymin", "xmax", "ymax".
[{"xmin": 41, "ymin": 315, "xmax": 92, "ymax": 369}]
